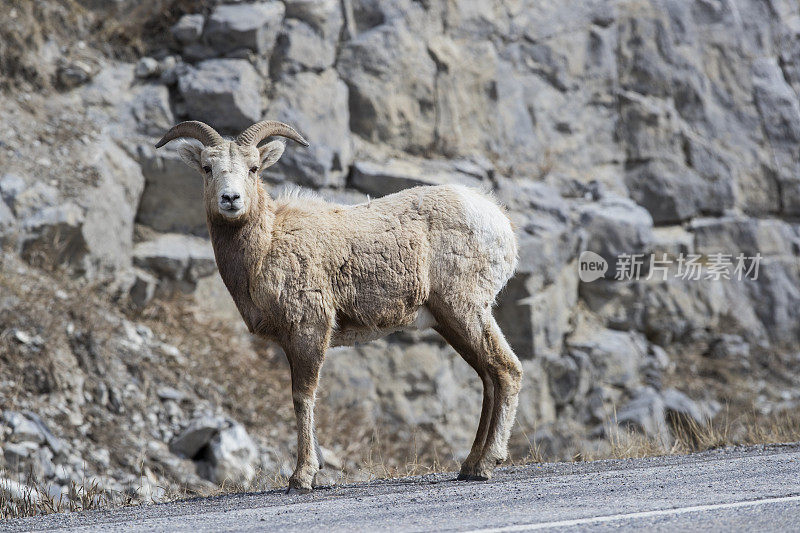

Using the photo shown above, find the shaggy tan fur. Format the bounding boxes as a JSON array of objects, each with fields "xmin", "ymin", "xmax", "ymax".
[{"xmin": 158, "ymin": 121, "xmax": 523, "ymax": 492}]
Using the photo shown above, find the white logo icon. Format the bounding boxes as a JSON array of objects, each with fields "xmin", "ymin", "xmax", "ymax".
[{"xmin": 578, "ymin": 251, "xmax": 608, "ymax": 282}]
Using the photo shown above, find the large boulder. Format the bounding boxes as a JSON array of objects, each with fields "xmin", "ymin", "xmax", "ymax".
[
  {"xmin": 271, "ymin": 18, "xmax": 338, "ymax": 76},
  {"xmin": 496, "ymin": 263, "xmax": 578, "ymax": 360},
  {"xmin": 17, "ymin": 203, "xmax": 86, "ymax": 271},
  {"xmin": 199, "ymin": 423, "xmax": 258, "ymax": 485},
  {"xmin": 625, "ymin": 159, "xmax": 733, "ymax": 224},
  {"xmin": 3, "ymin": 139, "xmax": 143, "ymax": 277},
  {"xmin": 567, "ymin": 327, "xmax": 647, "ymax": 390},
  {"xmin": 337, "ymin": 21, "xmax": 437, "ymax": 153},
  {"xmin": 265, "ymin": 70, "xmax": 351, "ymax": 187},
  {"xmin": 578, "ymin": 195, "xmax": 654, "ymax": 279},
  {"xmin": 135, "ymin": 144, "xmax": 207, "ymax": 236},
  {"xmin": 133, "ymin": 233, "xmax": 216, "ymax": 283},
  {"xmin": 78, "ymin": 139, "xmax": 146, "ymax": 274},
  {"xmin": 284, "ymin": 0, "xmax": 343, "ymax": 39},
  {"xmin": 349, "ymin": 158, "xmax": 483, "ymax": 197},
  {"xmin": 178, "ymin": 59, "xmax": 262, "ymax": 133},
  {"xmin": 690, "ymin": 216, "xmax": 798, "ymax": 258},
  {"xmin": 204, "ymin": 2, "xmax": 285, "ymax": 55},
  {"xmin": 170, "ymin": 416, "xmax": 258, "ymax": 486}
]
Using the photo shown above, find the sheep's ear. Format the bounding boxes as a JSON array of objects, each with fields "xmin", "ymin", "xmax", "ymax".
[
  {"xmin": 177, "ymin": 141, "xmax": 204, "ymax": 174},
  {"xmin": 259, "ymin": 140, "xmax": 285, "ymax": 170}
]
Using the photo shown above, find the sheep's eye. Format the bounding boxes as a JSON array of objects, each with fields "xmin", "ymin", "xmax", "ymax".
[
  {"xmin": 202, "ymin": 165, "xmax": 212, "ymax": 173},
  {"xmin": 250, "ymin": 166, "xmax": 259, "ymax": 174}
]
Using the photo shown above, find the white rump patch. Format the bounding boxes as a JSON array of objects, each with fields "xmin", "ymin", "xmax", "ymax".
[{"xmin": 452, "ymin": 185, "xmax": 518, "ymax": 291}]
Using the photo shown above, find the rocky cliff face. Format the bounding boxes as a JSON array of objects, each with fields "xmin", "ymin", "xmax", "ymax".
[{"xmin": 2, "ymin": 0, "xmax": 800, "ymax": 506}]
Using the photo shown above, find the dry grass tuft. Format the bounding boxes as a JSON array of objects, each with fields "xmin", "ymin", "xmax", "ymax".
[{"xmin": 0, "ymin": 474, "xmax": 132, "ymax": 521}]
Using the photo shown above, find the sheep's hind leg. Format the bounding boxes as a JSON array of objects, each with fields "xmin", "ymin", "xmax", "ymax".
[
  {"xmin": 480, "ymin": 315, "xmax": 522, "ymax": 469},
  {"xmin": 432, "ymin": 302, "xmax": 521, "ymax": 481},
  {"xmin": 435, "ymin": 316, "xmax": 494, "ymax": 480},
  {"xmin": 283, "ymin": 334, "xmax": 328, "ymax": 493}
]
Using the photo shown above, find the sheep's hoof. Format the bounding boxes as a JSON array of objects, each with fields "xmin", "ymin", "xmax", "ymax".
[
  {"xmin": 458, "ymin": 462, "xmax": 492, "ymax": 481},
  {"xmin": 286, "ymin": 477, "xmax": 313, "ymax": 494}
]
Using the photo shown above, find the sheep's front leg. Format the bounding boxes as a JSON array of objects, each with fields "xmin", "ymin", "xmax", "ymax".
[{"xmin": 284, "ymin": 335, "xmax": 327, "ymax": 493}]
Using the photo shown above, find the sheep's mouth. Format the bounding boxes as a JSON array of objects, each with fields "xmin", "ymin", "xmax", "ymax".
[{"xmin": 218, "ymin": 204, "xmax": 244, "ymax": 218}]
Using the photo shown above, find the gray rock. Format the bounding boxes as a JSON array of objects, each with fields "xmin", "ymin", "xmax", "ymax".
[
  {"xmin": 133, "ymin": 233, "xmax": 216, "ymax": 282},
  {"xmin": 2, "ymin": 411, "xmax": 65, "ymax": 460},
  {"xmin": 265, "ymin": 70, "xmax": 351, "ymax": 187},
  {"xmin": 169, "ymin": 415, "xmax": 227, "ymax": 459},
  {"xmin": 3, "ymin": 412, "xmax": 45, "ymax": 444},
  {"xmin": 136, "ymin": 144, "xmax": 207, "ymax": 236},
  {"xmin": 497, "ymin": 178, "xmax": 577, "ymax": 282},
  {"xmin": 752, "ymin": 58, "xmax": 800, "ymax": 145},
  {"xmin": 0, "ymin": 198, "xmax": 15, "ymax": 245},
  {"xmin": 57, "ymin": 60, "xmax": 93, "ymax": 88},
  {"xmin": 651, "ymin": 226, "xmax": 694, "ymax": 258},
  {"xmin": 0, "ymin": 173, "xmax": 26, "ymax": 208},
  {"xmin": 129, "ymin": 268, "xmax": 158, "ymax": 307},
  {"xmin": 662, "ymin": 388, "xmax": 706, "ymax": 427},
  {"xmin": 615, "ymin": 387, "xmax": 670, "ymax": 444},
  {"xmin": 199, "ymin": 422, "xmax": 258, "ymax": 485},
  {"xmin": 743, "ymin": 256, "xmax": 800, "ymax": 344},
  {"xmin": 78, "ymin": 139, "xmax": 146, "ymax": 274},
  {"xmin": 321, "ymin": 340, "xmax": 482, "ymax": 456},
  {"xmin": 706, "ymin": 334, "xmax": 750, "ymax": 360},
  {"xmin": 172, "ymin": 14, "xmax": 205, "ymax": 45},
  {"xmin": 625, "ymin": 159, "xmax": 733, "ymax": 224},
  {"xmin": 182, "ymin": 43, "xmax": 219, "ymax": 62},
  {"xmin": 568, "ymin": 328, "xmax": 647, "ymax": 389},
  {"xmin": 545, "ymin": 356, "xmax": 587, "ymax": 407},
  {"xmin": 205, "ymin": 2, "xmax": 285, "ymax": 55},
  {"xmin": 134, "ymin": 57, "xmax": 159, "ymax": 79},
  {"xmin": 178, "ymin": 59, "xmax": 262, "ymax": 132},
  {"xmin": 337, "ymin": 21, "xmax": 437, "ymax": 153},
  {"xmin": 21, "ymin": 412, "xmax": 67, "ymax": 456},
  {"xmin": 350, "ymin": 158, "xmax": 482, "ymax": 197},
  {"xmin": 1, "ymin": 177, "xmax": 60, "ymax": 219},
  {"xmin": 157, "ymin": 387, "xmax": 185, "ymax": 402},
  {"xmin": 515, "ymin": 358, "xmax": 557, "ymax": 433},
  {"xmin": 128, "ymin": 84, "xmax": 174, "ymax": 136},
  {"xmin": 578, "ymin": 195, "xmax": 654, "ymax": 278},
  {"xmin": 271, "ymin": 19, "xmax": 337, "ymax": 75},
  {"xmin": 691, "ymin": 216, "xmax": 798, "ymax": 258},
  {"xmin": 284, "ymin": 0, "xmax": 343, "ymax": 38},
  {"xmin": 496, "ymin": 263, "xmax": 578, "ymax": 360},
  {"xmin": 19, "ymin": 203, "xmax": 88, "ymax": 271}
]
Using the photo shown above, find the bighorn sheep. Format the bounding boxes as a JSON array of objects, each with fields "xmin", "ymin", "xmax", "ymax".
[{"xmin": 155, "ymin": 120, "xmax": 522, "ymax": 492}]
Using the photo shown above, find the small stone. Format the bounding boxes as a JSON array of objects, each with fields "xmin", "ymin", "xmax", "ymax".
[
  {"xmin": 157, "ymin": 387, "xmax": 185, "ymax": 402},
  {"xmin": 134, "ymin": 57, "xmax": 159, "ymax": 79},
  {"xmin": 172, "ymin": 14, "xmax": 205, "ymax": 45},
  {"xmin": 57, "ymin": 60, "xmax": 93, "ymax": 89},
  {"xmin": 129, "ymin": 268, "xmax": 158, "ymax": 307}
]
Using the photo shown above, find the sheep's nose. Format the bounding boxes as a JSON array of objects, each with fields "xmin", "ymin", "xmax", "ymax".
[{"xmin": 221, "ymin": 193, "xmax": 240, "ymax": 204}]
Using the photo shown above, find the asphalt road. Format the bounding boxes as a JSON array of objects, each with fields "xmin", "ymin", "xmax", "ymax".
[{"xmin": 5, "ymin": 443, "xmax": 800, "ymax": 532}]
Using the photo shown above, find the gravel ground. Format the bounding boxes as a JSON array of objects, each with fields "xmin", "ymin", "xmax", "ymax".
[{"xmin": 4, "ymin": 442, "xmax": 800, "ymax": 532}]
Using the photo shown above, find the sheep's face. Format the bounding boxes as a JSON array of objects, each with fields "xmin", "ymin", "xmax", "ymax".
[{"xmin": 178, "ymin": 140, "xmax": 285, "ymax": 223}]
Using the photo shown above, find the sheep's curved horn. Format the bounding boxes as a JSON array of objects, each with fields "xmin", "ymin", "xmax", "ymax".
[
  {"xmin": 155, "ymin": 121, "xmax": 225, "ymax": 148},
  {"xmin": 236, "ymin": 120, "xmax": 310, "ymax": 147}
]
